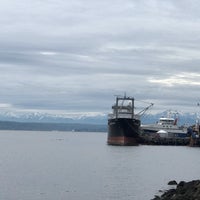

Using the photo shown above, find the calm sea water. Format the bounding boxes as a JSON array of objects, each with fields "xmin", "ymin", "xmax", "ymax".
[{"xmin": 0, "ymin": 130, "xmax": 200, "ymax": 200}]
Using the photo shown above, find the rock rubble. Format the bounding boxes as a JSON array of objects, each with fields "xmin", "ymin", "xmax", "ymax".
[{"xmin": 152, "ymin": 180, "xmax": 200, "ymax": 200}]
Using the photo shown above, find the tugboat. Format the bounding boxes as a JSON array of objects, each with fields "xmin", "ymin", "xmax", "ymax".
[{"xmin": 107, "ymin": 95, "xmax": 141, "ymax": 145}]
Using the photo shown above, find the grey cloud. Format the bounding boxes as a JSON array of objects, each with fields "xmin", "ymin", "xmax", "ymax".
[{"xmin": 0, "ymin": 0, "xmax": 200, "ymax": 114}]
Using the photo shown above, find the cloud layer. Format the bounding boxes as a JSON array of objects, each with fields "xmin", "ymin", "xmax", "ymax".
[{"xmin": 1, "ymin": 0, "xmax": 200, "ymax": 115}]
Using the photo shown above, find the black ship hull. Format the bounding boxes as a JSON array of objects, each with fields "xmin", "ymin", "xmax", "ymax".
[{"xmin": 107, "ymin": 118, "xmax": 140, "ymax": 145}]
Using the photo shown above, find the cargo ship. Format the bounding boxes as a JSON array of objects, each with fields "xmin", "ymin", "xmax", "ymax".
[{"xmin": 107, "ymin": 95, "xmax": 141, "ymax": 145}]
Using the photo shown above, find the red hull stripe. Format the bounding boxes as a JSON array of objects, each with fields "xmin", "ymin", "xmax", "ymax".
[{"xmin": 107, "ymin": 136, "xmax": 138, "ymax": 145}]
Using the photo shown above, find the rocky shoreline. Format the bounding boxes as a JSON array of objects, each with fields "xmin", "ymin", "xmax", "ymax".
[{"xmin": 152, "ymin": 180, "xmax": 200, "ymax": 200}]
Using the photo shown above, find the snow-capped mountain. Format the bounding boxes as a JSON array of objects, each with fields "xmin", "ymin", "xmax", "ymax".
[
  {"xmin": 0, "ymin": 110, "xmax": 198, "ymax": 125},
  {"xmin": 141, "ymin": 111, "xmax": 197, "ymax": 126},
  {"xmin": 0, "ymin": 111, "xmax": 108, "ymax": 124}
]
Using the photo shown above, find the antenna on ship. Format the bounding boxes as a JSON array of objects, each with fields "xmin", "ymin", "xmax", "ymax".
[{"xmin": 196, "ymin": 102, "xmax": 200, "ymax": 134}]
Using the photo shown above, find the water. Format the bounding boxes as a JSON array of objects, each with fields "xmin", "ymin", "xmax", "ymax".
[{"xmin": 0, "ymin": 131, "xmax": 200, "ymax": 200}]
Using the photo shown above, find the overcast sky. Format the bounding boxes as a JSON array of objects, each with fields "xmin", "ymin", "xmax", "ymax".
[{"xmin": 1, "ymin": 0, "xmax": 200, "ymax": 116}]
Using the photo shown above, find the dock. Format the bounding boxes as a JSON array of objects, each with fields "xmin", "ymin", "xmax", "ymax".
[
  {"xmin": 139, "ymin": 135, "xmax": 190, "ymax": 146},
  {"xmin": 139, "ymin": 134, "xmax": 200, "ymax": 146},
  {"xmin": 139, "ymin": 122, "xmax": 200, "ymax": 147}
]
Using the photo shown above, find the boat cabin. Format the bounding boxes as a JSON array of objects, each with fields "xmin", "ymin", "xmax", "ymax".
[
  {"xmin": 108, "ymin": 96, "xmax": 135, "ymax": 119},
  {"xmin": 158, "ymin": 118, "xmax": 176, "ymax": 125}
]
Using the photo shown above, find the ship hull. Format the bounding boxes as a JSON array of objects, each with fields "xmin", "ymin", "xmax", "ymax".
[
  {"xmin": 107, "ymin": 118, "xmax": 140, "ymax": 145},
  {"xmin": 141, "ymin": 127, "xmax": 188, "ymax": 137}
]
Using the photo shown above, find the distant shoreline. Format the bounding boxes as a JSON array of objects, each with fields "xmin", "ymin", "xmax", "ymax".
[{"xmin": 0, "ymin": 121, "xmax": 107, "ymax": 132}]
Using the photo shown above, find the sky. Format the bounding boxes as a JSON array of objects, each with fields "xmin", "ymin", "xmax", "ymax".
[{"xmin": 1, "ymin": 0, "xmax": 200, "ymax": 116}]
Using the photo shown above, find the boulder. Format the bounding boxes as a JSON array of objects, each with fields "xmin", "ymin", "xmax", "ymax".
[
  {"xmin": 168, "ymin": 180, "xmax": 177, "ymax": 185},
  {"xmin": 152, "ymin": 180, "xmax": 200, "ymax": 200}
]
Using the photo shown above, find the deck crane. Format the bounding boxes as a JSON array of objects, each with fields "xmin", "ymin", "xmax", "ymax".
[{"xmin": 136, "ymin": 102, "xmax": 154, "ymax": 118}]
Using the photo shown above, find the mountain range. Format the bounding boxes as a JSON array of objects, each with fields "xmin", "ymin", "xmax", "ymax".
[
  {"xmin": 0, "ymin": 111, "xmax": 107, "ymax": 124},
  {"xmin": 0, "ymin": 110, "xmax": 198, "ymax": 126}
]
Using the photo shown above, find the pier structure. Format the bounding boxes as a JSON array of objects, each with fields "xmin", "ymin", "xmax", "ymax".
[{"xmin": 139, "ymin": 134, "xmax": 190, "ymax": 146}]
